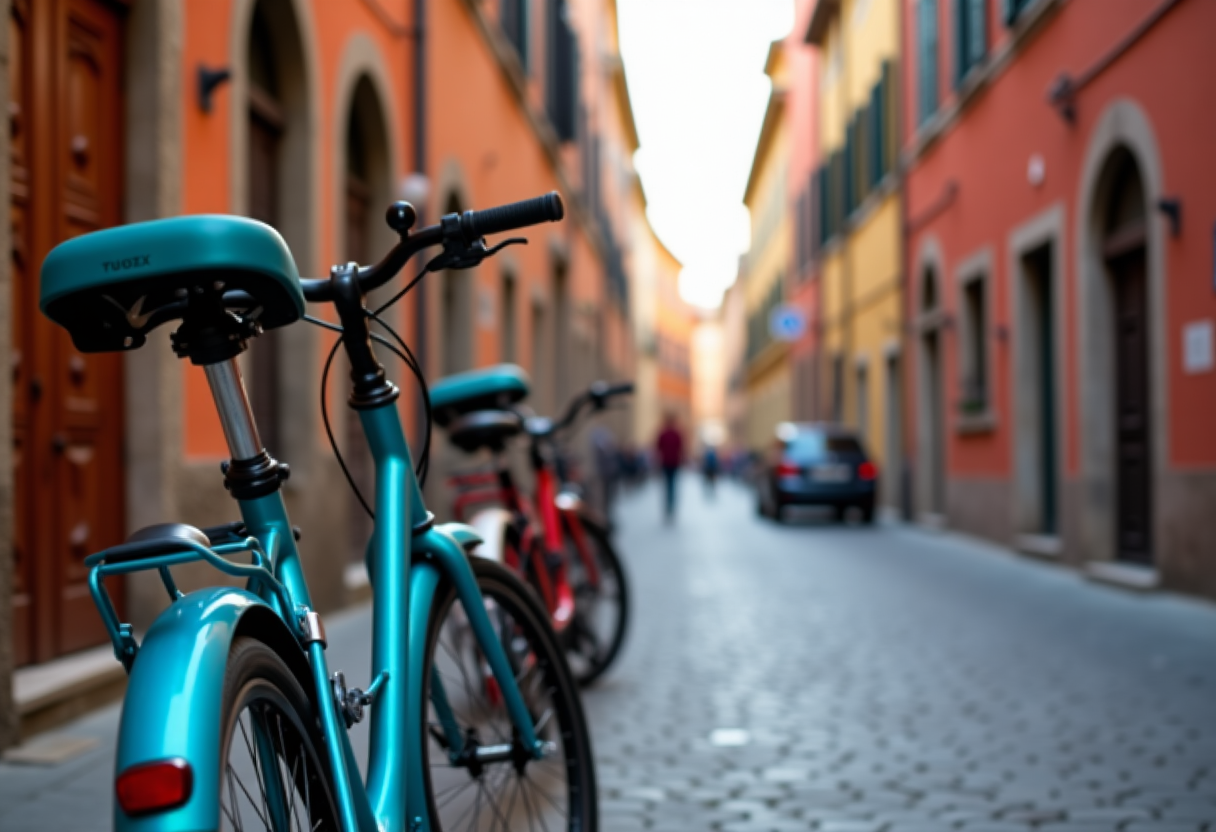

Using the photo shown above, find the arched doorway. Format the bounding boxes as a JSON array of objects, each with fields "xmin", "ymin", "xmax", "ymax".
[
  {"xmin": 244, "ymin": 0, "xmax": 310, "ymax": 458},
  {"xmin": 343, "ymin": 75, "xmax": 392, "ymax": 561},
  {"xmin": 918, "ymin": 266, "xmax": 946, "ymax": 517},
  {"xmin": 1101, "ymin": 148, "xmax": 1152, "ymax": 564}
]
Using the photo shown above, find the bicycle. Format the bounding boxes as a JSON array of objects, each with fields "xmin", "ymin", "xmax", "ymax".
[
  {"xmin": 431, "ymin": 376, "xmax": 633, "ymax": 685},
  {"xmin": 39, "ymin": 193, "xmax": 597, "ymax": 831}
]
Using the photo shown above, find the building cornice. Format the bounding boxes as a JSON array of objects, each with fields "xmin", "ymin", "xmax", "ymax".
[{"xmin": 743, "ymin": 90, "xmax": 788, "ymax": 207}]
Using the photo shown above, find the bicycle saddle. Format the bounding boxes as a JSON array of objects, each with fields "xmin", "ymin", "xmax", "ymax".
[
  {"xmin": 429, "ymin": 364, "xmax": 531, "ymax": 428},
  {"xmin": 40, "ymin": 215, "xmax": 303, "ymax": 353},
  {"xmin": 446, "ymin": 409, "xmax": 524, "ymax": 453}
]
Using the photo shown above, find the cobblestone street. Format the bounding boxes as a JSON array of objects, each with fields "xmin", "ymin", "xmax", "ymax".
[
  {"xmin": 585, "ymin": 479, "xmax": 1216, "ymax": 831},
  {"xmin": 2, "ymin": 476, "xmax": 1214, "ymax": 831}
]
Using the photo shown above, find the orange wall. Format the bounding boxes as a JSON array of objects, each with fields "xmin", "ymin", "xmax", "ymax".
[{"xmin": 178, "ymin": 0, "xmax": 620, "ymax": 458}]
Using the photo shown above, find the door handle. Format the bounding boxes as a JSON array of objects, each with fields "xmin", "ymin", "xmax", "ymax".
[{"xmin": 52, "ymin": 433, "xmax": 67, "ymax": 454}]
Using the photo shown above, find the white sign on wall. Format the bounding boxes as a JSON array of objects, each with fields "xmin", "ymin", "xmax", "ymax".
[{"xmin": 1183, "ymin": 319, "xmax": 1214, "ymax": 374}]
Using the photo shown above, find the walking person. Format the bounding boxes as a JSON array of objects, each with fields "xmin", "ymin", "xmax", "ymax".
[
  {"xmin": 702, "ymin": 444, "xmax": 719, "ymax": 497},
  {"xmin": 655, "ymin": 412, "xmax": 684, "ymax": 521}
]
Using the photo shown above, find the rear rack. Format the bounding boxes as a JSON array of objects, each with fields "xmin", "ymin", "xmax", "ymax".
[{"xmin": 84, "ymin": 526, "xmax": 299, "ymax": 671}]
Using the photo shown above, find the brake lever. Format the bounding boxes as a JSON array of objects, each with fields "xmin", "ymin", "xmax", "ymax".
[{"xmin": 425, "ymin": 236, "xmax": 527, "ymax": 272}]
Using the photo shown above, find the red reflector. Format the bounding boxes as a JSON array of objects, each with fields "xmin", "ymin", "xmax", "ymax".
[
  {"xmin": 858, "ymin": 461, "xmax": 878, "ymax": 481},
  {"xmin": 776, "ymin": 462, "xmax": 801, "ymax": 478},
  {"xmin": 116, "ymin": 758, "xmax": 193, "ymax": 817}
]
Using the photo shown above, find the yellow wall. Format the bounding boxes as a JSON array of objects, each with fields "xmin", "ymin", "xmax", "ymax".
[{"xmin": 813, "ymin": 0, "xmax": 902, "ymax": 502}]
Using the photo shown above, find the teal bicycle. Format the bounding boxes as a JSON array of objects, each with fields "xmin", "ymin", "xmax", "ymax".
[{"xmin": 39, "ymin": 193, "xmax": 596, "ymax": 831}]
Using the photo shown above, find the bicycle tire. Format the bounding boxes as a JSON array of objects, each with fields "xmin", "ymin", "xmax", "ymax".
[
  {"xmin": 563, "ymin": 516, "xmax": 630, "ymax": 687},
  {"xmin": 217, "ymin": 637, "xmax": 338, "ymax": 831},
  {"xmin": 422, "ymin": 557, "xmax": 598, "ymax": 832}
]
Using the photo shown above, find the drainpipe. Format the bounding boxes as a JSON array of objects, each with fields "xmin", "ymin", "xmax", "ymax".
[
  {"xmin": 412, "ymin": 0, "xmax": 428, "ymax": 444},
  {"xmin": 897, "ymin": 0, "xmax": 913, "ymax": 521}
]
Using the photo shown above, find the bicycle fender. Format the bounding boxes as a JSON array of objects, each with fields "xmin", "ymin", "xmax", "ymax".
[
  {"xmin": 114, "ymin": 586, "xmax": 302, "ymax": 832},
  {"xmin": 461, "ymin": 509, "xmax": 510, "ymax": 563}
]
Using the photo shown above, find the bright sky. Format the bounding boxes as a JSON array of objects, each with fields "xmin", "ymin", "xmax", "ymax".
[{"xmin": 618, "ymin": 0, "xmax": 795, "ymax": 310}]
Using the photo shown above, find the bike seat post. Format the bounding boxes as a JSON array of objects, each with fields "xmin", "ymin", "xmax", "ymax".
[
  {"xmin": 204, "ymin": 357, "xmax": 263, "ymax": 461},
  {"xmin": 203, "ymin": 356, "xmax": 289, "ymax": 501}
]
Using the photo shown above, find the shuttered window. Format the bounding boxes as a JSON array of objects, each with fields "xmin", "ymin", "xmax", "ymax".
[
  {"xmin": 1002, "ymin": 0, "xmax": 1033, "ymax": 25},
  {"xmin": 868, "ymin": 80, "xmax": 883, "ymax": 189},
  {"xmin": 501, "ymin": 0, "xmax": 530, "ymax": 71},
  {"xmin": 917, "ymin": 0, "xmax": 939, "ymax": 124},
  {"xmin": 822, "ymin": 164, "xmax": 831, "ymax": 245},
  {"xmin": 546, "ymin": 0, "xmax": 579, "ymax": 142},
  {"xmin": 881, "ymin": 60, "xmax": 896, "ymax": 174},
  {"xmin": 955, "ymin": 0, "xmax": 986, "ymax": 86}
]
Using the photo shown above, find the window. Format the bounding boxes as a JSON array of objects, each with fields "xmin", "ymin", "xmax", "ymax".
[
  {"xmin": 856, "ymin": 362, "xmax": 869, "ymax": 440},
  {"xmin": 831, "ymin": 354, "xmax": 844, "ymax": 422},
  {"xmin": 501, "ymin": 0, "xmax": 530, "ymax": 71},
  {"xmin": 961, "ymin": 275, "xmax": 988, "ymax": 412},
  {"xmin": 1002, "ymin": 0, "xmax": 1034, "ymax": 25},
  {"xmin": 955, "ymin": 0, "xmax": 987, "ymax": 85},
  {"xmin": 501, "ymin": 271, "xmax": 517, "ymax": 362},
  {"xmin": 546, "ymin": 0, "xmax": 579, "ymax": 142},
  {"xmin": 917, "ymin": 0, "xmax": 939, "ymax": 124}
]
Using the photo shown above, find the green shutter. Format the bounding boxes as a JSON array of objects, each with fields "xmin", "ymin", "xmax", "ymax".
[
  {"xmin": 882, "ymin": 61, "xmax": 896, "ymax": 174},
  {"xmin": 968, "ymin": 0, "xmax": 986, "ymax": 68},
  {"xmin": 918, "ymin": 0, "xmax": 939, "ymax": 123},
  {"xmin": 954, "ymin": 0, "xmax": 965, "ymax": 88}
]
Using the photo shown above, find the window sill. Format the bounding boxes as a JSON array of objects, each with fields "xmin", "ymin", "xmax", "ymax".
[{"xmin": 955, "ymin": 409, "xmax": 997, "ymax": 435}]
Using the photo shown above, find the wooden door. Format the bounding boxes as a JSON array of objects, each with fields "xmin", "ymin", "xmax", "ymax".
[
  {"xmin": 10, "ymin": 0, "xmax": 126, "ymax": 666},
  {"xmin": 1112, "ymin": 248, "xmax": 1152, "ymax": 564}
]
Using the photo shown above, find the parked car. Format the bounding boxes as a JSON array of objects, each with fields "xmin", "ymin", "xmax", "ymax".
[{"xmin": 756, "ymin": 423, "xmax": 878, "ymax": 523}]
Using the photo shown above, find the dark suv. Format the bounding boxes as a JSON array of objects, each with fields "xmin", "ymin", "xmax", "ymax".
[{"xmin": 756, "ymin": 423, "xmax": 878, "ymax": 523}]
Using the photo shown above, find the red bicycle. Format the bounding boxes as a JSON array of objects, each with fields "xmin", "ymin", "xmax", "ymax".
[{"xmin": 435, "ymin": 374, "xmax": 632, "ymax": 686}]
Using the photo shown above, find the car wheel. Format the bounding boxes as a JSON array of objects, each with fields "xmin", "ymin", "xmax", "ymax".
[{"xmin": 773, "ymin": 501, "xmax": 786, "ymax": 523}]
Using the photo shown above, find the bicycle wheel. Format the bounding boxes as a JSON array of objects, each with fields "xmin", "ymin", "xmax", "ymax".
[
  {"xmin": 423, "ymin": 557, "xmax": 597, "ymax": 832},
  {"xmin": 218, "ymin": 637, "xmax": 338, "ymax": 831},
  {"xmin": 563, "ymin": 516, "xmax": 629, "ymax": 687}
]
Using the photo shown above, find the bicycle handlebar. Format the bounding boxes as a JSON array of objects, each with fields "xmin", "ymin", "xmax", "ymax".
[
  {"xmin": 461, "ymin": 192, "xmax": 564, "ymax": 239},
  {"xmin": 299, "ymin": 192, "xmax": 564, "ymax": 303},
  {"xmin": 546, "ymin": 380, "xmax": 634, "ymax": 435}
]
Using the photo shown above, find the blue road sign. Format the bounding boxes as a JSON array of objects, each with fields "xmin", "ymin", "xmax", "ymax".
[{"xmin": 769, "ymin": 303, "xmax": 807, "ymax": 342}]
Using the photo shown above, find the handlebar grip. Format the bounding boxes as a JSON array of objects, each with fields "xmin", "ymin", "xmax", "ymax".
[
  {"xmin": 462, "ymin": 192, "xmax": 565, "ymax": 239},
  {"xmin": 603, "ymin": 382, "xmax": 634, "ymax": 397}
]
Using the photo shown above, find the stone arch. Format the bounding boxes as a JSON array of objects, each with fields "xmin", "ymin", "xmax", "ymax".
[
  {"xmin": 913, "ymin": 236, "xmax": 948, "ymax": 521},
  {"xmin": 1075, "ymin": 98, "xmax": 1166, "ymax": 567},
  {"xmin": 229, "ymin": 0, "xmax": 321, "ymax": 471},
  {"xmin": 333, "ymin": 33, "xmax": 400, "ymax": 270}
]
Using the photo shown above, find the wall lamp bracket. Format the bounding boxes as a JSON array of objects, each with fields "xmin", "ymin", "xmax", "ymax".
[
  {"xmin": 1157, "ymin": 198, "xmax": 1181, "ymax": 237},
  {"xmin": 1048, "ymin": 73, "xmax": 1077, "ymax": 124},
  {"xmin": 198, "ymin": 65, "xmax": 232, "ymax": 114}
]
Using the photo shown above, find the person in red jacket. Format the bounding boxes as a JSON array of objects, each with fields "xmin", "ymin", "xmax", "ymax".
[{"xmin": 655, "ymin": 412, "xmax": 685, "ymax": 521}]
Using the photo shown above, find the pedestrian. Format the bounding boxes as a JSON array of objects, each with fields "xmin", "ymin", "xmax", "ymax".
[
  {"xmin": 590, "ymin": 424, "xmax": 619, "ymax": 520},
  {"xmin": 655, "ymin": 412, "xmax": 684, "ymax": 521},
  {"xmin": 702, "ymin": 444, "xmax": 719, "ymax": 497}
]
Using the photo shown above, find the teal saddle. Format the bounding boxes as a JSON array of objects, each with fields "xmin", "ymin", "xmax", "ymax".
[{"xmin": 40, "ymin": 214, "xmax": 304, "ymax": 353}]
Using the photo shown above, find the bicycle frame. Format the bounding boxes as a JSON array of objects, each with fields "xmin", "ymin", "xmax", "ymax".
[{"xmin": 95, "ymin": 358, "xmax": 546, "ymax": 832}]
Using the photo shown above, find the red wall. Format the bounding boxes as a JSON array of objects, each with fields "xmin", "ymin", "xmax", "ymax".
[{"xmin": 902, "ymin": 0, "xmax": 1216, "ymax": 476}]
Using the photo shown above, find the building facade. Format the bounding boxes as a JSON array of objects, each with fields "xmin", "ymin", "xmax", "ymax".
[
  {"xmin": 901, "ymin": 0, "xmax": 1216, "ymax": 596},
  {"xmin": 740, "ymin": 41, "xmax": 793, "ymax": 452},
  {"xmin": 805, "ymin": 0, "xmax": 904, "ymax": 511},
  {"xmin": 0, "ymin": 0, "xmax": 652, "ymax": 749},
  {"xmin": 786, "ymin": 0, "xmax": 822, "ymax": 424}
]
